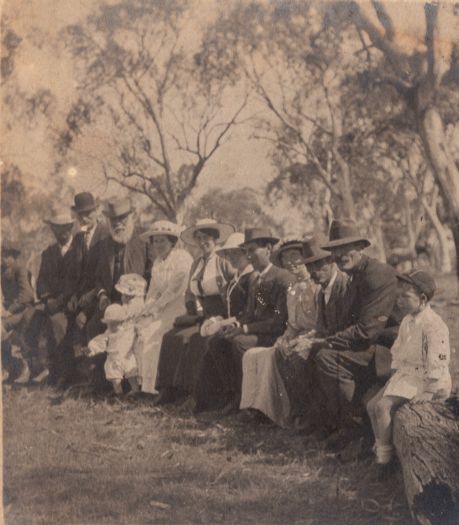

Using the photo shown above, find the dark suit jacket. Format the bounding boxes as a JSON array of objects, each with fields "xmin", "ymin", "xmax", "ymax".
[
  {"xmin": 92, "ymin": 232, "xmax": 151, "ymax": 301},
  {"xmin": 1, "ymin": 260, "xmax": 34, "ymax": 314},
  {"xmin": 239, "ymin": 264, "xmax": 294, "ymax": 337},
  {"xmin": 315, "ymin": 270, "xmax": 349, "ymax": 337},
  {"xmin": 227, "ymin": 269, "xmax": 256, "ymax": 319},
  {"xmin": 64, "ymin": 222, "xmax": 110, "ymax": 299},
  {"xmin": 325, "ymin": 255, "xmax": 397, "ymax": 351},
  {"xmin": 36, "ymin": 243, "xmax": 73, "ymax": 306}
]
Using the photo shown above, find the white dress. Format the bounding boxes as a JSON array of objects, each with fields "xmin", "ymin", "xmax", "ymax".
[
  {"xmin": 136, "ymin": 248, "xmax": 193, "ymax": 394},
  {"xmin": 383, "ymin": 305, "xmax": 452, "ymax": 399}
]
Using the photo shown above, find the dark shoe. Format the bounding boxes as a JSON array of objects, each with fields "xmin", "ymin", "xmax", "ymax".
[{"xmin": 325, "ymin": 425, "xmax": 363, "ymax": 453}]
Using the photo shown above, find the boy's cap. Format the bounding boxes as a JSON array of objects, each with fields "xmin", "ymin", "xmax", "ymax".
[
  {"xmin": 101, "ymin": 304, "xmax": 127, "ymax": 324},
  {"xmin": 396, "ymin": 270, "xmax": 436, "ymax": 300}
]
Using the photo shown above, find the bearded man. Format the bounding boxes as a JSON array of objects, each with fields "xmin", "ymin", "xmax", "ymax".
[{"xmin": 85, "ymin": 197, "xmax": 151, "ymax": 341}]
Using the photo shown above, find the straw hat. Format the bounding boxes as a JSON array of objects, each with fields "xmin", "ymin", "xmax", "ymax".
[
  {"xmin": 215, "ymin": 232, "xmax": 246, "ymax": 255},
  {"xmin": 140, "ymin": 220, "xmax": 182, "ymax": 241},
  {"xmin": 44, "ymin": 209, "xmax": 75, "ymax": 227},
  {"xmin": 181, "ymin": 218, "xmax": 234, "ymax": 246}
]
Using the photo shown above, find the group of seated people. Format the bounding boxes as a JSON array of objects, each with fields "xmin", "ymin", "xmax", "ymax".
[{"xmin": 1, "ymin": 191, "xmax": 453, "ymax": 479}]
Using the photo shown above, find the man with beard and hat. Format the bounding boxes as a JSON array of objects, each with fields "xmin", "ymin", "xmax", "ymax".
[
  {"xmin": 1, "ymin": 240, "xmax": 35, "ymax": 383},
  {"xmin": 29, "ymin": 209, "xmax": 76, "ymax": 383},
  {"xmin": 308, "ymin": 220, "xmax": 399, "ymax": 450},
  {"xmin": 207, "ymin": 227, "xmax": 294, "ymax": 415}
]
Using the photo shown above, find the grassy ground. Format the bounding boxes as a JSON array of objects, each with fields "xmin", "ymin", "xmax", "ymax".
[{"xmin": 3, "ymin": 275, "xmax": 459, "ymax": 525}]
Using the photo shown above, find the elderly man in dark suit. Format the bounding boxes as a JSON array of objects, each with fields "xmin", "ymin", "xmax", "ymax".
[
  {"xmin": 211, "ymin": 228, "xmax": 294, "ymax": 414},
  {"xmin": 31, "ymin": 210, "xmax": 76, "ymax": 383},
  {"xmin": 1, "ymin": 241, "xmax": 35, "ymax": 383},
  {"xmin": 310, "ymin": 220, "xmax": 398, "ymax": 448}
]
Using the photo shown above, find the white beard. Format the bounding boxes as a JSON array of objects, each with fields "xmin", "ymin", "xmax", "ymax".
[{"xmin": 109, "ymin": 216, "xmax": 135, "ymax": 245}]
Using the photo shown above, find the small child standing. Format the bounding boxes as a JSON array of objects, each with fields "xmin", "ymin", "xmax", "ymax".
[
  {"xmin": 367, "ymin": 270, "xmax": 452, "ymax": 477},
  {"xmin": 87, "ymin": 303, "xmax": 139, "ymax": 395}
]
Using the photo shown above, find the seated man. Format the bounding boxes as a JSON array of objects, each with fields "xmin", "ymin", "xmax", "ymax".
[
  {"xmin": 32, "ymin": 210, "xmax": 75, "ymax": 383},
  {"xmin": 310, "ymin": 220, "xmax": 399, "ymax": 448},
  {"xmin": 208, "ymin": 228, "xmax": 294, "ymax": 414},
  {"xmin": 1, "ymin": 240, "xmax": 35, "ymax": 383}
]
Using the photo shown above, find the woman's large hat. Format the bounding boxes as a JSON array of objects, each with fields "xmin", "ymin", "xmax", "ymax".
[
  {"xmin": 181, "ymin": 218, "xmax": 235, "ymax": 246},
  {"xmin": 303, "ymin": 235, "xmax": 332, "ymax": 264},
  {"xmin": 71, "ymin": 192, "xmax": 97, "ymax": 213},
  {"xmin": 44, "ymin": 209, "xmax": 75, "ymax": 227},
  {"xmin": 240, "ymin": 227, "xmax": 279, "ymax": 248},
  {"xmin": 140, "ymin": 220, "xmax": 182, "ymax": 241},
  {"xmin": 215, "ymin": 232, "xmax": 246, "ymax": 255},
  {"xmin": 271, "ymin": 237, "xmax": 304, "ymax": 267},
  {"xmin": 321, "ymin": 219, "xmax": 370, "ymax": 250}
]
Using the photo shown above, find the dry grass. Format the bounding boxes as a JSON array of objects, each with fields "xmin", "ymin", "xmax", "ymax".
[{"xmin": 3, "ymin": 274, "xmax": 459, "ymax": 525}]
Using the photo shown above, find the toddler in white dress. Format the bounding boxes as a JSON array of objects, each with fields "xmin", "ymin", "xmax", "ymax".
[{"xmin": 367, "ymin": 270, "xmax": 451, "ymax": 476}]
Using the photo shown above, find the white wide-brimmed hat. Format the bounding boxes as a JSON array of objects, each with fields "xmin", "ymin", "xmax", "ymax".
[
  {"xmin": 181, "ymin": 218, "xmax": 235, "ymax": 246},
  {"xmin": 215, "ymin": 232, "xmax": 245, "ymax": 255},
  {"xmin": 140, "ymin": 220, "xmax": 182, "ymax": 241},
  {"xmin": 115, "ymin": 273, "xmax": 147, "ymax": 297},
  {"xmin": 44, "ymin": 209, "xmax": 75, "ymax": 227}
]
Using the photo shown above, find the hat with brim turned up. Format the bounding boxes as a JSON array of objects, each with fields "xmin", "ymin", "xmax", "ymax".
[
  {"xmin": 215, "ymin": 232, "xmax": 246, "ymax": 255},
  {"xmin": 303, "ymin": 235, "xmax": 332, "ymax": 264},
  {"xmin": 239, "ymin": 227, "xmax": 279, "ymax": 248},
  {"xmin": 321, "ymin": 219, "xmax": 370, "ymax": 250},
  {"xmin": 181, "ymin": 218, "xmax": 235, "ymax": 246},
  {"xmin": 271, "ymin": 238, "xmax": 305, "ymax": 267},
  {"xmin": 139, "ymin": 220, "xmax": 182, "ymax": 241},
  {"xmin": 44, "ymin": 209, "xmax": 75, "ymax": 227}
]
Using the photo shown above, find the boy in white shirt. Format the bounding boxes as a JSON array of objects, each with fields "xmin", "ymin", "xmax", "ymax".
[{"xmin": 367, "ymin": 270, "xmax": 451, "ymax": 477}]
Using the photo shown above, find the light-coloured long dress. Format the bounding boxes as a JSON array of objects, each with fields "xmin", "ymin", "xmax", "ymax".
[
  {"xmin": 240, "ymin": 278, "xmax": 317, "ymax": 427},
  {"xmin": 137, "ymin": 248, "xmax": 193, "ymax": 394}
]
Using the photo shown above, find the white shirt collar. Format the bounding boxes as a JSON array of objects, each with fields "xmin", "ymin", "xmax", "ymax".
[
  {"xmin": 407, "ymin": 304, "xmax": 432, "ymax": 325},
  {"xmin": 322, "ymin": 270, "xmax": 338, "ymax": 304},
  {"xmin": 60, "ymin": 236, "xmax": 73, "ymax": 256},
  {"xmin": 259, "ymin": 263, "xmax": 272, "ymax": 278}
]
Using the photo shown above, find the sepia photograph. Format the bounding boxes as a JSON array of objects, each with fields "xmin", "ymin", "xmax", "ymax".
[{"xmin": 1, "ymin": 1, "xmax": 459, "ymax": 523}]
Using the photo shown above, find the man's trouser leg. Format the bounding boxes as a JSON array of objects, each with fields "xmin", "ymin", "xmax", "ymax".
[{"xmin": 314, "ymin": 347, "xmax": 375, "ymax": 428}]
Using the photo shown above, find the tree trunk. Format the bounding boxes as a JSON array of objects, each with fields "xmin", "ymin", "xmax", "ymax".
[
  {"xmin": 393, "ymin": 401, "xmax": 459, "ymax": 525},
  {"xmin": 421, "ymin": 196, "xmax": 452, "ymax": 273},
  {"xmin": 418, "ymin": 106, "xmax": 459, "ymax": 283}
]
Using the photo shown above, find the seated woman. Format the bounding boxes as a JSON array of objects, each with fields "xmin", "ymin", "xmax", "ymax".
[
  {"xmin": 154, "ymin": 219, "xmax": 235, "ymax": 404},
  {"xmin": 135, "ymin": 221, "xmax": 193, "ymax": 394},
  {"xmin": 240, "ymin": 238, "xmax": 317, "ymax": 427},
  {"xmin": 182, "ymin": 232, "xmax": 254, "ymax": 412}
]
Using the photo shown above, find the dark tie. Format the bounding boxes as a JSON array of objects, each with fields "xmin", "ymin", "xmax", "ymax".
[{"xmin": 113, "ymin": 243, "xmax": 124, "ymax": 291}]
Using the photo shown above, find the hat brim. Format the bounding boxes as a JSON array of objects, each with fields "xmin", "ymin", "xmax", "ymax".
[
  {"xmin": 270, "ymin": 241, "xmax": 304, "ymax": 267},
  {"xmin": 240, "ymin": 236, "xmax": 280, "ymax": 249},
  {"xmin": 71, "ymin": 204, "xmax": 97, "ymax": 213},
  {"xmin": 304, "ymin": 252, "xmax": 332, "ymax": 265},
  {"xmin": 321, "ymin": 237, "xmax": 371, "ymax": 250},
  {"xmin": 181, "ymin": 223, "xmax": 235, "ymax": 246},
  {"xmin": 114, "ymin": 284, "xmax": 144, "ymax": 296},
  {"xmin": 139, "ymin": 230, "xmax": 180, "ymax": 241},
  {"xmin": 104, "ymin": 210, "xmax": 133, "ymax": 220}
]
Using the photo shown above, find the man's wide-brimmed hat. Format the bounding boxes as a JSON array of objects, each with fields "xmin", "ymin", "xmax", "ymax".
[
  {"xmin": 215, "ymin": 232, "xmax": 246, "ymax": 255},
  {"xmin": 44, "ymin": 209, "xmax": 75, "ymax": 227},
  {"xmin": 2, "ymin": 240, "xmax": 21, "ymax": 256},
  {"xmin": 321, "ymin": 219, "xmax": 370, "ymax": 250},
  {"xmin": 140, "ymin": 220, "xmax": 182, "ymax": 241},
  {"xmin": 71, "ymin": 192, "xmax": 97, "ymax": 213},
  {"xmin": 104, "ymin": 197, "xmax": 133, "ymax": 219},
  {"xmin": 271, "ymin": 238, "xmax": 304, "ymax": 267},
  {"xmin": 115, "ymin": 273, "xmax": 147, "ymax": 297},
  {"xmin": 397, "ymin": 270, "xmax": 436, "ymax": 301},
  {"xmin": 181, "ymin": 218, "xmax": 235, "ymax": 246},
  {"xmin": 101, "ymin": 303, "xmax": 127, "ymax": 324},
  {"xmin": 240, "ymin": 227, "xmax": 279, "ymax": 248},
  {"xmin": 303, "ymin": 235, "xmax": 332, "ymax": 265}
]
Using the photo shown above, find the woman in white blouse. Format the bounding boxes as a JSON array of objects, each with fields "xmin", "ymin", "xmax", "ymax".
[{"xmin": 137, "ymin": 221, "xmax": 193, "ymax": 394}]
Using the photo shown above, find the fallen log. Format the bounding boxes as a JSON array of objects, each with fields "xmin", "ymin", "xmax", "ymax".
[{"xmin": 393, "ymin": 399, "xmax": 459, "ymax": 525}]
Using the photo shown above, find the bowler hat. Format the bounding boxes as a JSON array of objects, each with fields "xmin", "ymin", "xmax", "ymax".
[
  {"xmin": 44, "ymin": 209, "xmax": 75, "ymax": 227},
  {"xmin": 240, "ymin": 227, "xmax": 279, "ymax": 248},
  {"xmin": 271, "ymin": 238, "xmax": 304, "ymax": 267},
  {"xmin": 303, "ymin": 235, "xmax": 332, "ymax": 264},
  {"xmin": 321, "ymin": 219, "xmax": 370, "ymax": 250},
  {"xmin": 140, "ymin": 220, "xmax": 182, "ymax": 241},
  {"xmin": 181, "ymin": 219, "xmax": 235, "ymax": 246},
  {"xmin": 71, "ymin": 192, "xmax": 97, "ymax": 213},
  {"xmin": 396, "ymin": 270, "xmax": 436, "ymax": 300},
  {"xmin": 101, "ymin": 303, "xmax": 127, "ymax": 324},
  {"xmin": 104, "ymin": 197, "xmax": 133, "ymax": 219},
  {"xmin": 2, "ymin": 240, "xmax": 21, "ymax": 256}
]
